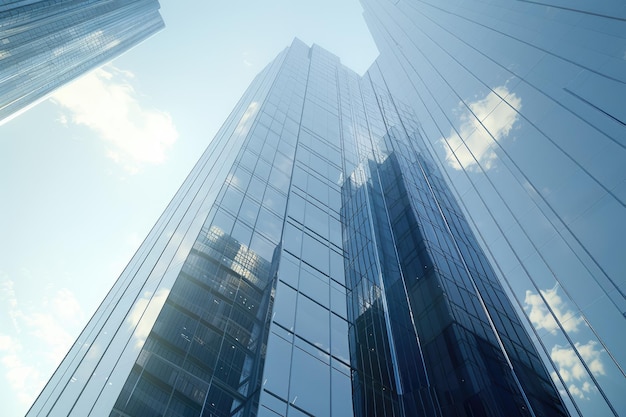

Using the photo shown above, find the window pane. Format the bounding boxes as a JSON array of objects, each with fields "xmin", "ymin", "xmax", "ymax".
[
  {"xmin": 289, "ymin": 347, "xmax": 330, "ymax": 416},
  {"xmin": 262, "ymin": 333, "xmax": 292, "ymax": 398},
  {"xmin": 295, "ymin": 295, "xmax": 329, "ymax": 352}
]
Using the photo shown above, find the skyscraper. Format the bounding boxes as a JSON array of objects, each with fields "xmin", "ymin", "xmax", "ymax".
[
  {"xmin": 0, "ymin": 0, "xmax": 164, "ymax": 124},
  {"xmin": 27, "ymin": 39, "xmax": 568, "ymax": 417},
  {"xmin": 360, "ymin": 1, "xmax": 626, "ymax": 415}
]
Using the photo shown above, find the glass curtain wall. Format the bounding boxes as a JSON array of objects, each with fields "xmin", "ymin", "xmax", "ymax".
[
  {"xmin": 26, "ymin": 42, "xmax": 288, "ymax": 417},
  {"xmin": 361, "ymin": 0, "xmax": 626, "ymax": 415},
  {"xmin": 0, "ymin": 0, "xmax": 164, "ymax": 124},
  {"xmin": 28, "ymin": 38, "xmax": 571, "ymax": 417}
]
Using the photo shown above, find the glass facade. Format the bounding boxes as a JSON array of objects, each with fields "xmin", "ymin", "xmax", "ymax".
[
  {"xmin": 361, "ymin": 1, "xmax": 626, "ymax": 416},
  {"xmin": 0, "ymin": 0, "xmax": 164, "ymax": 124},
  {"xmin": 28, "ymin": 39, "xmax": 569, "ymax": 417}
]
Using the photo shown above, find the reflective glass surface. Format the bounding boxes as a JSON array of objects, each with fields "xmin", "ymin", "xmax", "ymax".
[
  {"xmin": 362, "ymin": 0, "xmax": 626, "ymax": 415},
  {"xmin": 30, "ymin": 37, "xmax": 574, "ymax": 417},
  {"xmin": 26, "ymin": 44, "xmax": 289, "ymax": 417},
  {"xmin": 0, "ymin": 0, "xmax": 164, "ymax": 123}
]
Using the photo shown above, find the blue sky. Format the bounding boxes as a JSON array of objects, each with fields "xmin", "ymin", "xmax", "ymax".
[{"xmin": 0, "ymin": 2, "xmax": 378, "ymax": 416}]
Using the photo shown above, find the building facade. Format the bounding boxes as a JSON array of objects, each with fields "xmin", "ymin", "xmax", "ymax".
[
  {"xmin": 28, "ymin": 39, "xmax": 568, "ymax": 417},
  {"xmin": 0, "ymin": 0, "xmax": 164, "ymax": 124},
  {"xmin": 361, "ymin": 1, "xmax": 626, "ymax": 415}
]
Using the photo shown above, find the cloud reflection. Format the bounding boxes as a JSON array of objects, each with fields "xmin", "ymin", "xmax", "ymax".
[
  {"xmin": 551, "ymin": 341, "xmax": 605, "ymax": 400},
  {"xmin": 128, "ymin": 288, "xmax": 170, "ymax": 350},
  {"xmin": 442, "ymin": 86, "xmax": 521, "ymax": 171},
  {"xmin": 524, "ymin": 285, "xmax": 584, "ymax": 335}
]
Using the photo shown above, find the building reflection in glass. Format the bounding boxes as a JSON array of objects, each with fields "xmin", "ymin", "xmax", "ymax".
[
  {"xmin": 111, "ymin": 225, "xmax": 279, "ymax": 417},
  {"xmin": 343, "ymin": 131, "xmax": 568, "ymax": 416},
  {"xmin": 26, "ymin": 38, "xmax": 579, "ymax": 417},
  {"xmin": 362, "ymin": 1, "xmax": 626, "ymax": 414}
]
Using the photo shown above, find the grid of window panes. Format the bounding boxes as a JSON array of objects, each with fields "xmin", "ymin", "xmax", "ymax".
[
  {"xmin": 338, "ymin": 52, "xmax": 566, "ymax": 414},
  {"xmin": 28, "ymin": 38, "xmax": 575, "ymax": 417},
  {"xmin": 362, "ymin": 0, "xmax": 626, "ymax": 415},
  {"xmin": 258, "ymin": 39, "xmax": 565, "ymax": 417},
  {"xmin": 342, "ymin": 133, "xmax": 567, "ymax": 416},
  {"xmin": 110, "ymin": 226, "xmax": 277, "ymax": 417},
  {"xmin": 376, "ymin": 79, "xmax": 568, "ymax": 416},
  {"xmin": 109, "ymin": 41, "xmax": 314, "ymax": 417},
  {"xmin": 342, "ymin": 161, "xmax": 427, "ymax": 417},
  {"xmin": 25, "ymin": 41, "xmax": 289, "ymax": 417},
  {"xmin": 0, "ymin": 0, "xmax": 164, "ymax": 123},
  {"xmin": 260, "ymin": 42, "xmax": 354, "ymax": 417},
  {"xmin": 383, "ymin": 141, "xmax": 566, "ymax": 416}
]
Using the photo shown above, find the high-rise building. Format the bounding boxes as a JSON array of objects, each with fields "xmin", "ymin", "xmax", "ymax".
[
  {"xmin": 27, "ymin": 39, "xmax": 568, "ymax": 417},
  {"xmin": 361, "ymin": 1, "xmax": 626, "ymax": 415},
  {"xmin": 0, "ymin": 0, "xmax": 164, "ymax": 124}
]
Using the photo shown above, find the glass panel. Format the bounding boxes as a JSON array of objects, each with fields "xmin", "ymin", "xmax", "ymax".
[
  {"xmin": 295, "ymin": 295, "xmax": 329, "ymax": 352},
  {"xmin": 331, "ymin": 368, "xmax": 354, "ymax": 416},
  {"xmin": 301, "ymin": 233, "xmax": 329, "ymax": 276},
  {"xmin": 330, "ymin": 314, "xmax": 349, "ymax": 363},
  {"xmin": 298, "ymin": 264, "xmax": 330, "ymax": 308},
  {"xmin": 263, "ymin": 333, "xmax": 292, "ymax": 398},
  {"xmin": 289, "ymin": 347, "xmax": 330, "ymax": 416},
  {"xmin": 273, "ymin": 282, "xmax": 297, "ymax": 331}
]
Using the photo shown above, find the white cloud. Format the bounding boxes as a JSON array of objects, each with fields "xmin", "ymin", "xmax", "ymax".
[
  {"xmin": 235, "ymin": 101, "xmax": 259, "ymax": 136},
  {"xmin": 50, "ymin": 288, "xmax": 83, "ymax": 321},
  {"xmin": 551, "ymin": 341, "xmax": 605, "ymax": 400},
  {"xmin": 526, "ymin": 286, "xmax": 607, "ymax": 401},
  {"xmin": 0, "ymin": 273, "xmax": 85, "ymax": 407},
  {"xmin": 128, "ymin": 288, "xmax": 170, "ymax": 350},
  {"xmin": 0, "ymin": 335, "xmax": 15, "ymax": 353},
  {"xmin": 0, "ymin": 345, "xmax": 42, "ymax": 406},
  {"xmin": 126, "ymin": 232, "xmax": 143, "ymax": 251},
  {"xmin": 0, "ymin": 277, "xmax": 20, "ymax": 332},
  {"xmin": 242, "ymin": 51, "xmax": 253, "ymax": 67},
  {"xmin": 22, "ymin": 312, "xmax": 76, "ymax": 363},
  {"xmin": 524, "ymin": 284, "xmax": 584, "ymax": 335},
  {"xmin": 52, "ymin": 65, "xmax": 178, "ymax": 173},
  {"xmin": 0, "ymin": 276, "xmax": 18, "ymax": 310},
  {"xmin": 441, "ymin": 86, "xmax": 521, "ymax": 171}
]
